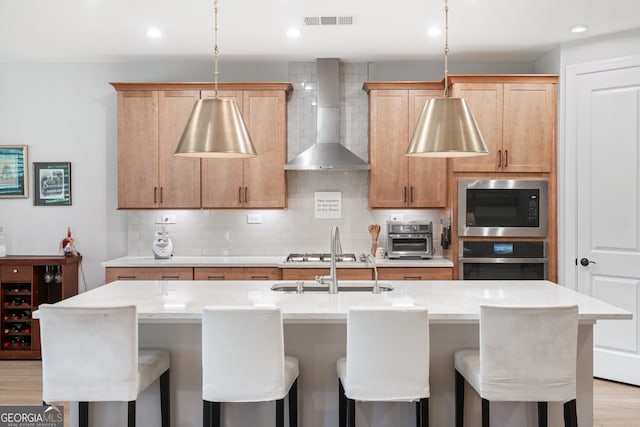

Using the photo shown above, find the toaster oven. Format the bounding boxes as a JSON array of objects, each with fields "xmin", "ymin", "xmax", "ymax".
[{"xmin": 386, "ymin": 221, "xmax": 434, "ymax": 259}]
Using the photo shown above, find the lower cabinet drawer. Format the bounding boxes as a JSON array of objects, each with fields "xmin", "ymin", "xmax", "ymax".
[
  {"xmin": 377, "ymin": 267, "xmax": 453, "ymax": 280},
  {"xmin": 194, "ymin": 267, "xmax": 281, "ymax": 281},
  {"xmin": 281, "ymin": 268, "xmax": 373, "ymax": 281},
  {"xmin": 0, "ymin": 266, "xmax": 33, "ymax": 283},
  {"xmin": 105, "ymin": 267, "xmax": 193, "ymax": 283}
]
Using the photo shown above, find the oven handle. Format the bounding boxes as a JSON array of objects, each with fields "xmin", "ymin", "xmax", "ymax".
[{"xmin": 458, "ymin": 257, "xmax": 548, "ymax": 264}]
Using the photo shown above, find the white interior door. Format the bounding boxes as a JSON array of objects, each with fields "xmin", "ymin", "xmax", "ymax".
[{"xmin": 572, "ymin": 57, "xmax": 640, "ymax": 385}]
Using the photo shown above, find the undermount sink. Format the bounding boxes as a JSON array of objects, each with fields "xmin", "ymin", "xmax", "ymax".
[{"xmin": 270, "ymin": 281, "xmax": 393, "ymax": 293}]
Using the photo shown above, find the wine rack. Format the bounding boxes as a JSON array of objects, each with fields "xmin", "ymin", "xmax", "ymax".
[{"xmin": 0, "ymin": 255, "xmax": 81, "ymax": 359}]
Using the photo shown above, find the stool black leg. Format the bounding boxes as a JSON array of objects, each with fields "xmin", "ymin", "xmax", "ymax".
[
  {"xmin": 481, "ymin": 398, "xmax": 490, "ymax": 427},
  {"xmin": 538, "ymin": 402, "xmax": 548, "ymax": 427},
  {"xmin": 127, "ymin": 401, "xmax": 136, "ymax": 427},
  {"xmin": 160, "ymin": 369, "xmax": 170, "ymax": 427},
  {"xmin": 416, "ymin": 397, "xmax": 429, "ymax": 427},
  {"xmin": 455, "ymin": 370, "xmax": 464, "ymax": 427},
  {"xmin": 276, "ymin": 398, "xmax": 284, "ymax": 427},
  {"xmin": 289, "ymin": 379, "xmax": 298, "ymax": 427},
  {"xmin": 79, "ymin": 402, "xmax": 89, "ymax": 427},
  {"xmin": 339, "ymin": 380, "xmax": 347, "ymax": 427},
  {"xmin": 347, "ymin": 397, "xmax": 356, "ymax": 427},
  {"xmin": 203, "ymin": 400, "xmax": 211, "ymax": 427},
  {"xmin": 564, "ymin": 399, "xmax": 578, "ymax": 427}
]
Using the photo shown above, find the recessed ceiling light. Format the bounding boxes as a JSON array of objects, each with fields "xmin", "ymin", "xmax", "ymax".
[
  {"xmin": 428, "ymin": 27, "xmax": 443, "ymax": 37},
  {"xmin": 569, "ymin": 25, "xmax": 589, "ymax": 34},
  {"xmin": 286, "ymin": 28, "xmax": 301, "ymax": 38},
  {"xmin": 146, "ymin": 28, "xmax": 162, "ymax": 39}
]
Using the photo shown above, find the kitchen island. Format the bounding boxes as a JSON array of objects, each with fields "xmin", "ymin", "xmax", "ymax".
[{"xmin": 39, "ymin": 280, "xmax": 630, "ymax": 427}]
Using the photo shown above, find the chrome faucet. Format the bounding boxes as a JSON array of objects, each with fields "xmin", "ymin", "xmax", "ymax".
[
  {"xmin": 366, "ymin": 254, "xmax": 380, "ymax": 294},
  {"xmin": 316, "ymin": 226, "xmax": 341, "ymax": 294}
]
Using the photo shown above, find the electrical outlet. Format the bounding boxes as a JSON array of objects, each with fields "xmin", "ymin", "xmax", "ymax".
[
  {"xmin": 161, "ymin": 215, "xmax": 176, "ymax": 224},
  {"xmin": 247, "ymin": 214, "xmax": 262, "ymax": 224},
  {"xmin": 389, "ymin": 214, "xmax": 404, "ymax": 221}
]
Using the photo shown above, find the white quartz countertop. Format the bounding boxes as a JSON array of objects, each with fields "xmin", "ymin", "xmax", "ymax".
[
  {"xmin": 102, "ymin": 256, "xmax": 454, "ymax": 268},
  {"xmin": 38, "ymin": 280, "xmax": 631, "ymax": 324}
]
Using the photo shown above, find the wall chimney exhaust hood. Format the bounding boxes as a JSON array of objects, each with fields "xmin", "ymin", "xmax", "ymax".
[{"xmin": 284, "ymin": 58, "xmax": 370, "ymax": 171}]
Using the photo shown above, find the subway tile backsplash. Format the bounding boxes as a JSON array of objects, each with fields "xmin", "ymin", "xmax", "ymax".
[{"xmin": 126, "ymin": 62, "xmax": 445, "ymax": 258}]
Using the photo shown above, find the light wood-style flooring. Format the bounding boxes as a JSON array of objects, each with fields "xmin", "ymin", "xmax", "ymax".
[{"xmin": 1, "ymin": 361, "xmax": 639, "ymax": 426}]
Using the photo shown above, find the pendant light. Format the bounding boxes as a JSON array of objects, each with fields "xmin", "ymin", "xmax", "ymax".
[
  {"xmin": 174, "ymin": 0, "xmax": 257, "ymax": 158},
  {"xmin": 406, "ymin": 0, "xmax": 488, "ymax": 158}
]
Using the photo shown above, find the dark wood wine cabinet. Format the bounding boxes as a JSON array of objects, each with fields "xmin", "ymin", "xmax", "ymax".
[{"xmin": 0, "ymin": 255, "xmax": 81, "ymax": 359}]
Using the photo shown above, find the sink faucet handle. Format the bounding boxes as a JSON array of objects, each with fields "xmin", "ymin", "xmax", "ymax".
[{"xmin": 315, "ymin": 275, "xmax": 326, "ymax": 285}]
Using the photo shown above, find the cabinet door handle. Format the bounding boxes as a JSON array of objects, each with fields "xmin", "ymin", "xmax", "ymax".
[
  {"xmin": 238, "ymin": 187, "xmax": 242, "ymax": 203},
  {"xmin": 497, "ymin": 150, "xmax": 502, "ymax": 168},
  {"xmin": 244, "ymin": 187, "xmax": 248, "ymax": 203},
  {"xmin": 160, "ymin": 275, "xmax": 180, "ymax": 280},
  {"xmin": 117, "ymin": 275, "xmax": 137, "ymax": 280},
  {"xmin": 12, "ymin": 269, "xmax": 19, "ymax": 274},
  {"xmin": 410, "ymin": 186, "xmax": 414, "ymax": 203},
  {"xmin": 207, "ymin": 275, "xmax": 226, "ymax": 280},
  {"xmin": 154, "ymin": 187, "xmax": 157, "ymax": 204},
  {"xmin": 403, "ymin": 187, "xmax": 407, "ymax": 204},
  {"xmin": 159, "ymin": 187, "xmax": 164, "ymax": 203},
  {"xmin": 404, "ymin": 276, "xmax": 422, "ymax": 280},
  {"xmin": 504, "ymin": 150, "xmax": 509, "ymax": 167},
  {"xmin": 251, "ymin": 275, "xmax": 269, "ymax": 280}
]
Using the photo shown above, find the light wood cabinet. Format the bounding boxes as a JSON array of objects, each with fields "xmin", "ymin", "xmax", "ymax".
[
  {"xmin": 105, "ymin": 267, "xmax": 193, "ymax": 283},
  {"xmin": 115, "ymin": 90, "xmax": 201, "ymax": 208},
  {"xmin": 201, "ymin": 90, "xmax": 288, "ymax": 208},
  {"xmin": 377, "ymin": 267, "xmax": 453, "ymax": 281},
  {"xmin": 281, "ymin": 268, "xmax": 373, "ymax": 281},
  {"xmin": 449, "ymin": 76, "xmax": 557, "ymax": 173},
  {"xmin": 194, "ymin": 267, "xmax": 281, "ymax": 281},
  {"xmin": 111, "ymin": 83, "xmax": 292, "ymax": 209},
  {"xmin": 364, "ymin": 83, "xmax": 448, "ymax": 208}
]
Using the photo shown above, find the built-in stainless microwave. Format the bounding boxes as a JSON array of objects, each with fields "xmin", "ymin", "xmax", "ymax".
[{"xmin": 458, "ymin": 179, "xmax": 548, "ymax": 237}]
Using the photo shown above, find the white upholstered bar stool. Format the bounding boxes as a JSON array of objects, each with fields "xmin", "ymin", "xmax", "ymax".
[
  {"xmin": 454, "ymin": 305, "xmax": 579, "ymax": 427},
  {"xmin": 337, "ymin": 306, "xmax": 430, "ymax": 427},
  {"xmin": 202, "ymin": 306, "xmax": 299, "ymax": 427},
  {"xmin": 38, "ymin": 304, "xmax": 171, "ymax": 427}
]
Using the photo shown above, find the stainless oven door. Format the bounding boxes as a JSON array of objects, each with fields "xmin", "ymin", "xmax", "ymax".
[{"xmin": 459, "ymin": 257, "xmax": 548, "ymax": 280}]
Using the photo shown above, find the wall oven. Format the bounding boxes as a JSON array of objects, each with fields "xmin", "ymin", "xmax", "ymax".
[
  {"xmin": 458, "ymin": 179, "xmax": 548, "ymax": 237},
  {"xmin": 459, "ymin": 241, "xmax": 548, "ymax": 280}
]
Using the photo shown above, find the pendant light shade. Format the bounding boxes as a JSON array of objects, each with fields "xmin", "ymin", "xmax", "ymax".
[
  {"xmin": 174, "ymin": 98, "xmax": 257, "ymax": 158},
  {"xmin": 406, "ymin": 97, "xmax": 488, "ymax": 157},
  {"xmin": 174, "ymin": 0, "xmax": 257, "ymax": 158},
  {"xmin": 406, "ymin": 0, "xmax": 488, "ymax": 158}
]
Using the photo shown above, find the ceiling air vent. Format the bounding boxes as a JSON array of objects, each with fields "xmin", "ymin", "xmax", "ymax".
[{"xmin": 304, "ymin": 16, "xmax": 354, "ymax": 26}]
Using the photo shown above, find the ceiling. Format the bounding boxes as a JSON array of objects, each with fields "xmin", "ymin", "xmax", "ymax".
[{"xmin": 1, "ymin": 0, "xmax": 638, "ymax": 63}]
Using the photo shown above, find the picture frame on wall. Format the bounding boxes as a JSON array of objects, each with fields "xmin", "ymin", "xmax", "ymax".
[
  {"xmin": 0, "ymin": 145, "xmax": 29, "ymax": 198},
  {"xmin": 33, "ymin": 162, "xmax": 72, "ymax": 206}
]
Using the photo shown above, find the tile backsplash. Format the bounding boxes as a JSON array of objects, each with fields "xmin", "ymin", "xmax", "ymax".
[{"xmin": 126, "ymin": 62, "xmax": 446, "ymax": 258}]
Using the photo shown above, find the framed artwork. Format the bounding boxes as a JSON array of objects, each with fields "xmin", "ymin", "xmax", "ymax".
[
  {"xmin": 33, "ymin": 162, "xmax": 72, "ymax": 206},
  {"xmin": 0, "ymin": 145, "xmax": 28, "ymax": 198}
]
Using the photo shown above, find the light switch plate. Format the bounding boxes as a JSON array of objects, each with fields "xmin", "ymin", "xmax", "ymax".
[
  {"xmin": 161, "ymin": 215, "xmax": 176, "ymax": 224},
  {"xmin": 389, "ymin": 214, "xmax": 404, "ymax": 221},
  {"xmin": 247, "ymin": 214, "xmax": 262, "ymax": 224}
]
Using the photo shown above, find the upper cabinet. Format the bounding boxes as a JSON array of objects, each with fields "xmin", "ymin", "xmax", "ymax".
[
  {"xmin": 365, "ymin": 82, "xmax": 447, "ymax": 208},
  {"xmin": 111, "ymin": 83, "xmax": 292, "ymax": 209},
  {"xmin": 201, "ymin": 90, "xmax": 288, "ymax": 208},
  {"xmin": 449, "ymin": 75, "xmax": 557, "ymax": 173}
]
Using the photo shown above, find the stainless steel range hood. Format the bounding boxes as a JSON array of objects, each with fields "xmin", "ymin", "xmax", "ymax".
[{"xmin": 285, "ymin": 58, "xmax": 370, "ymax": 171}]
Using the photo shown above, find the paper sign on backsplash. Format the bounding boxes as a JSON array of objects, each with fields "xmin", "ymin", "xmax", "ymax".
[{"xmin": 314, "ymin": 192, "xmax": 342, "ymax": 219}]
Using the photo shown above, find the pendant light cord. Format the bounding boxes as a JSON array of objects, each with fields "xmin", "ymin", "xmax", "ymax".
[
  {"xmin": 213, "ymin": 0, "xmax": 219, "ymax": 98},
  {"xmin": 444, "ymin": 0, "xmax": 449, "ymax": 97}
]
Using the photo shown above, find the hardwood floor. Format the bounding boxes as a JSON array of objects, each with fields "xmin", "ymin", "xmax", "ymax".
[{"xmin": 1, "ymin": 361, "xmax": 639, "ymax": 426}]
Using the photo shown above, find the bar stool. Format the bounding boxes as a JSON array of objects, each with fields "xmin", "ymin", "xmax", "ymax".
[
  {"xmin": 454, "ymin": 305, "xmax": 579, "ymax": 427},
  {"xmin": 202, "ymin": 306, "xmax": 299, "ymax": 427},
  {"xmin": 337, "ymin": 306, "xmax": 430, "ymax": 427},
  {"xmin": 38, "ymin": 304, "xmax": 171, "ymax": 427}
]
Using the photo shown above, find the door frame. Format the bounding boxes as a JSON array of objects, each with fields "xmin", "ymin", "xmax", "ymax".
[{"xmin": 563, "ymin": 54, "xmax": 640, "ymax": 291}]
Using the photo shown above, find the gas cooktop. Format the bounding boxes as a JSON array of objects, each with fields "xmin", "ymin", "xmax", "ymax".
[{"xmin": 285, "ymin": 253, "xmax": 358, "ymax": 263}]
